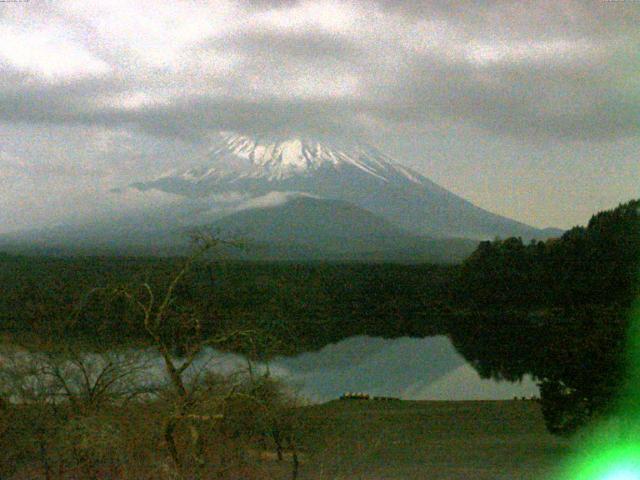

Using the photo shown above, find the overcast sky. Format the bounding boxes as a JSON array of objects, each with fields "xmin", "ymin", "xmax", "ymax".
[{"xmin": 0, "ymin": 0, "xmax": 638, "ymax": 233}]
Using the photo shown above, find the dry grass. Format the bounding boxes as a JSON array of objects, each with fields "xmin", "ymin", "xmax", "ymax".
[
  {"xmin": 2, "ymin": 399, "xmax": 572, "ymax": 480},
  {"xmin": 295, "ymin": 400, "xmax": 571, "ymax": 480}
]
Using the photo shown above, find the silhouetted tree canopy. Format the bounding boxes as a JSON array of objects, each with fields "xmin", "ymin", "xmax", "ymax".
[{"xmin": 450, "ymin": 199, "xmax": 640, "ymax": 434}]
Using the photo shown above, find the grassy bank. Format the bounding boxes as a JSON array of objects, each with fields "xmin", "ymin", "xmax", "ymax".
[
  {"xmin": 2, "ymin": 397, "xmax": 572, "ymax": 479},
  {"xmin": 296, "ymin": 400, "xmax": 570, "ymax": 480}
]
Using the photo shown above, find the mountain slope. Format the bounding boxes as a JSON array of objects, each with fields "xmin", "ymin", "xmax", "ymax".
[
  {"xmin": 132, "ymin": 132, "xmax": 554, "ymax": 240},
  {"xmin": 212, "ymin": 196, "xmax": 417, "ymax": 252},
  {"xmin": 208, "ymin": 196, "xmax": 478, "ymax": 262}
]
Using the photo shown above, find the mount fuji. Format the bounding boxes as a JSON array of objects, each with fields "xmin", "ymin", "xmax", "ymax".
[
  {"xmin": 133, "ymin": 132, "xmax": 556, "ymax": 240},
  {"xmin": 0, "ymin": 132, "xmax": 561, "ymax": 260}
]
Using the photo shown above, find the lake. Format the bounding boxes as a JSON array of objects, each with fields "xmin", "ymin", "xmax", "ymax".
[{"xmin": 1, "ymin": 335, "xmax": 539, "ymax": 404}]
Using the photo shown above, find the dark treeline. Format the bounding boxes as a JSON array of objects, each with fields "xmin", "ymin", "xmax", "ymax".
[
  {"xmin": 450, "ymin": 199, "xmax": 640, "ymax": 434},
  {"xmin": 0, "ymin": 256, "xmax": 453, "ymax": 356}
]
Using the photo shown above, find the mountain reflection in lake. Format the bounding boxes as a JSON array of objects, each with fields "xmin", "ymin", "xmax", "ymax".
[
  {"xmin": 1, "ymin": 336, "xmax": 538, "ymax": 403},
  {"xmin": 141, "ymin": 336, "xmax": 539, "ymax": 402}
]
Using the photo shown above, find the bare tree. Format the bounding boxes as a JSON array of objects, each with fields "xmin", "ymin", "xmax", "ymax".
[{"xmin": 117, "ymin": 234, "xmax": 258, "ymax": 478}]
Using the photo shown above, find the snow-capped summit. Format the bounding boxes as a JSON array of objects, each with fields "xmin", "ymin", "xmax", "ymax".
[
  {"xmin": 131, "ymin": 131, "xmax": 552, "ymax": 241},
  {"xmin": 155, "ymin": 131, "xmax": 429, "ymax": 187}
]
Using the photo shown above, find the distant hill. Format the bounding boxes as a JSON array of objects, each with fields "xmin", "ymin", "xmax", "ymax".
[
  {"xmin": 208, "ymin": 196, "xmax": 478, "ymax": 263},
  {"xmin": 212, "ymin": 196, "xmax": 410, "ymax": 251}
]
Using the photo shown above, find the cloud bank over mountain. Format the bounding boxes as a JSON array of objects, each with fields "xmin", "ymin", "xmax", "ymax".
[{"xmin": 0, "ymin": 1, "xmax": 639, "ymax": 232}]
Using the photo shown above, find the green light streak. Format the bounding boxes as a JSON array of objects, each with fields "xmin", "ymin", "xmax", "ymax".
[
  {"xmin": 555, "ymin": 302, "xmax": 640, "ymax": 480},
  {"xmin": 561, "ymin": 442, "xmax": 640, "ymax": 480}
]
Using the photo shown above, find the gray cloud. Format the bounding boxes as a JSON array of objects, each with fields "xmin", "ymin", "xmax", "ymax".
[
  {"xmin": 0, "ymin": 0, "xmax": 638, "ymax": 232},
  {"xmin": 0, "ymin": 0, "xmax": 637, "ymax": 141},
  {"xmin": 213, "ymin": 29, "xmax": 363, "ymax": 62},
  {"xmin": 95, "ymin": 97, "xmax": 370, "ymax": 141}
]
